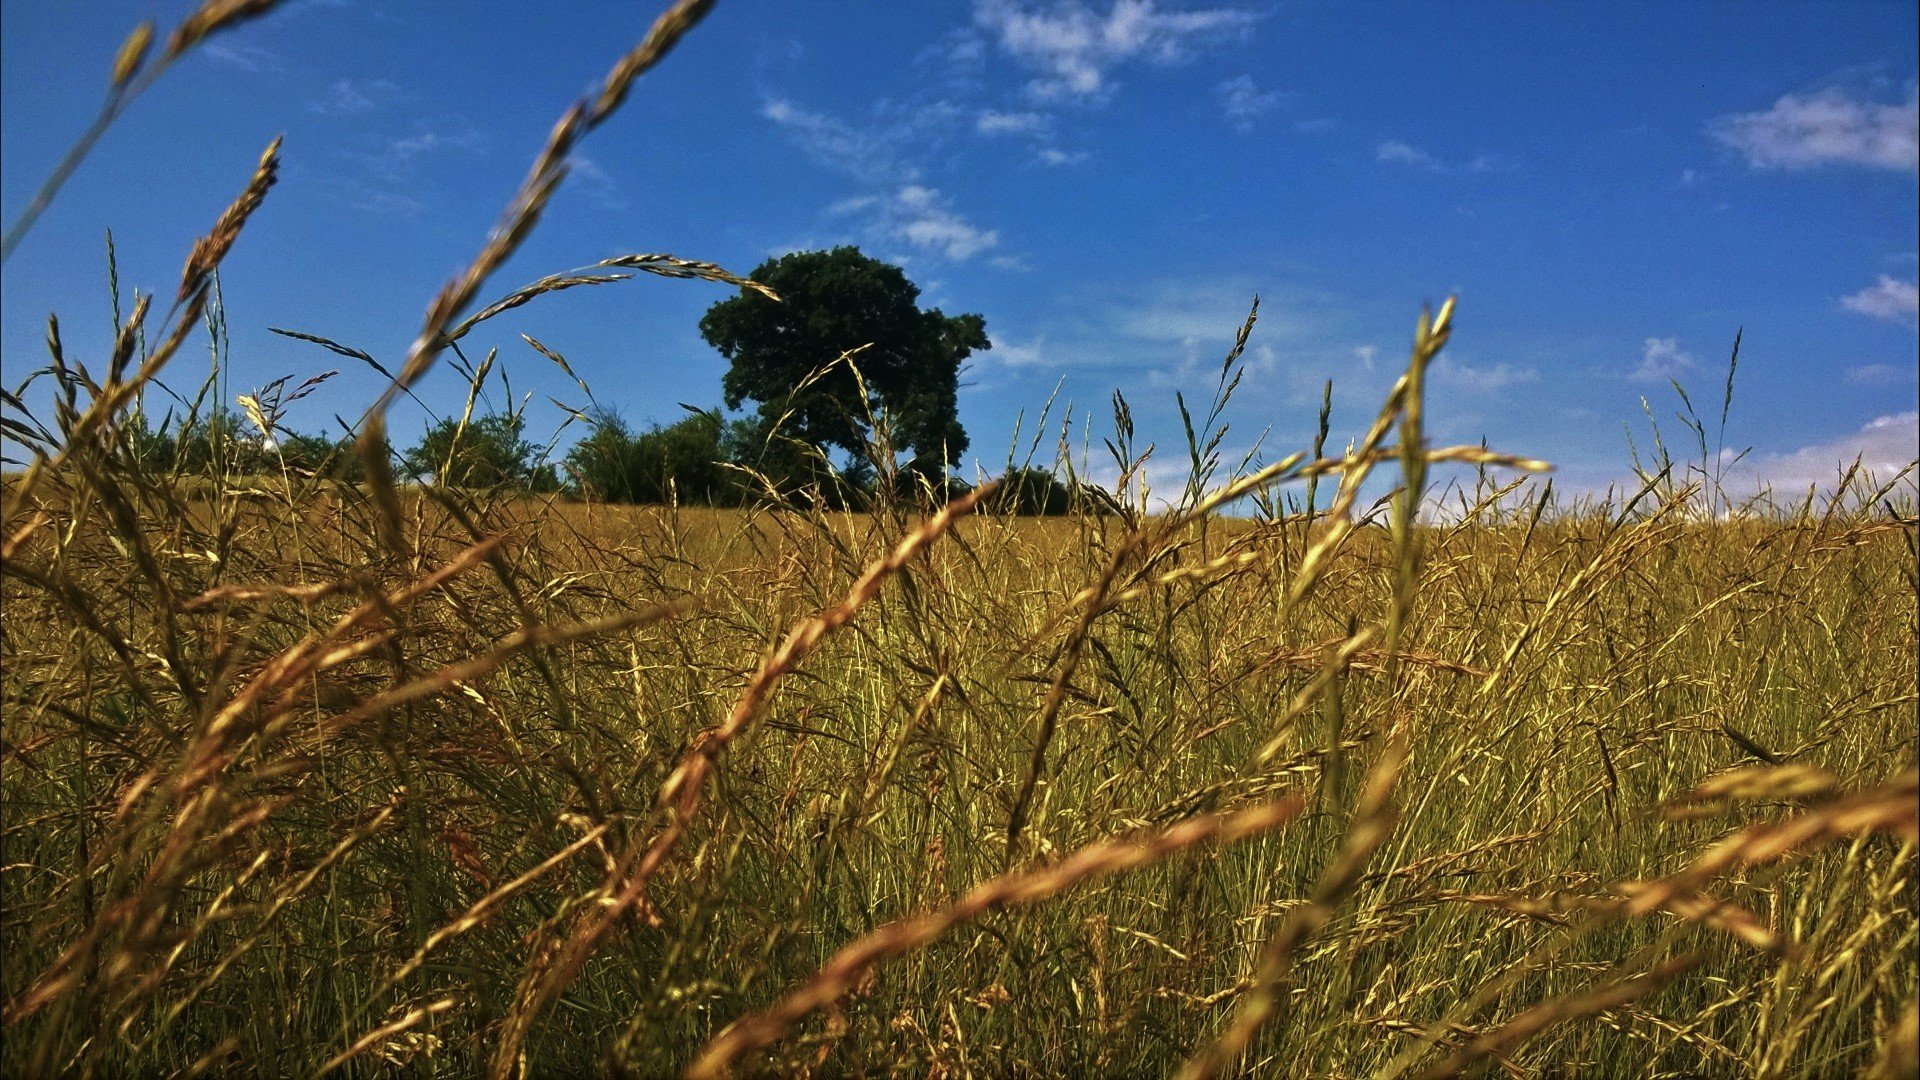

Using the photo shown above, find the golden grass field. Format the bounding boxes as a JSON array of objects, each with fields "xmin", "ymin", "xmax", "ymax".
[{"xmin": 3, "ymin": 1, "xmax": 1916, "ymax": 1076}]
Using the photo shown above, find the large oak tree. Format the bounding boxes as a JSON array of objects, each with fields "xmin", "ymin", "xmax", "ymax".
[{"xmin": 698, "ymin": 246, "xmax": 988, "ymax": 474}]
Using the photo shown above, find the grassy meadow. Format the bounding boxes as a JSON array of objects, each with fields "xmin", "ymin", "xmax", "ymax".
[{"xmin": 3, "ymin": 1, "xmax": 1917, "ymax": 1076}]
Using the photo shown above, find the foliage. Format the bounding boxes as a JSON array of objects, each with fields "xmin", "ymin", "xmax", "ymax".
[
  {"xmin": 565, "ymin": 408, "xmax": 736, "ymax": 505},
  {"xmin": 401, "ymin": 412, "xmax": 556, "ymax": 490},
  {"xmin": 118, "ymin": 408, "xmax": 365, "ymax": 481},
  {"xmin": 987, "ymin": 466, "xmax": 1075, "ymax": 515},
  {"xmin": 699, "ymin": 246, "xmax": 988, "ymax": 475},
  {"xmin": 270, "ymin": 431, "xmax": 367, "ymax": 481}
]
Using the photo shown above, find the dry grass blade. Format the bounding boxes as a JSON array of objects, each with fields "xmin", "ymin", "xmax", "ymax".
[
  {"xmin": 1619, "ymin": 884, "xmax": 1797, "ymax": 957},
  {"xmin": 1618, "ymin": 769, "xmax": 1918, "ymax": 922},
  {"xmin": 685, "ymin": 796, "xmax": 1308, "ymax": 1079},
  {"xmin": 597, "ymin": 253, "xmax": 780, "ymax": 301},
  {"xmin": 332, "ymin": 823, "xmax": 615, "ymax": 1055},
  {"xmin": 187, "ymin": 536, "xmax": 507, "ymax": 750},
  {"xmin": 317, "ymin": 600, "xmax": 695, "ymax": 736},
  {"xmin": 492, "ymin": 481, "xmax": 994, "ymax": 1075},
  {"xmin": 1864, "ymin": 998, "xmax": 1919, "ymax": 1080},
  {"xmin": 164, "ymin": 0, "xmax": 281, "ymax": 59},
  {"xmin": 315, "ymin": 997, "xmax": 456, "ymax": 1077},
  {"xmin": 441, "ymin": 272, "xmax": 633, "ymax": 345},
  {"xmin": 585, "ymin": 0, "xmax": 717, "ymax": 126},
  {"xmin": 1662, "ymin": 764, "xmax": 1841, "ymax": 820},
  {"xmin": 1180, "ymin": 743, "xmax": 1408, "ymax": 1080},
  {"xmin": 176, "ymin": 576, "xmax": 360, "ymax": 611},
  {"xmin": 373, "ymin": 0, "xmax": 717, "ymax": 423},
  {"xmin": 1406, "ymin": 956, "xmax": 1702, "ymax": 1079},
  {"xmin": 110, "ymin": 22, "xmax": 155, "ymax": 89},
  {"xmin": 1, "ymin": 1, "xmax": 286, "ymax": 262},
  {"xmin": 4, "ymin": 137, "xmax": 280, "ymax": 522}
]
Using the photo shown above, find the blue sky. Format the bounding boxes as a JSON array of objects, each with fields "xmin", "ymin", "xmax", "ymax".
[{"xmin": 3, "ymin": 0, "xmax": 1915, "ymax": 501}]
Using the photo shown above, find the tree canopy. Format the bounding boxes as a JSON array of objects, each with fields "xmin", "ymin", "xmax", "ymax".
[
  {"xmin": 401, "ymin": 413, "xmax": 555, "ymax": 490},
  {"xmin": 698, "ymin": 247, "xmax": 988, "ymax": 474},
  {"xmin": 564, "ymin": 407, "xmax": 738, "ymax": 505}
]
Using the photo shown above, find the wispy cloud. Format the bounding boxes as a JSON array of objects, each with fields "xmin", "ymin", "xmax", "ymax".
[
  {"xmin": 1432, "ymin": 357, "xmax": 1540, "ymax": 394},
  {"xmin": 888, "ymin": 185, "xmax": 1000, "ymax": 260},
  {"xmin": 969, "ymin": 0, "xmax": 1260, "ymax": 103},
  {"xmin": 1215, "ymin": 74, "xmax": 1282, "ymax": 131},
  {"xmin": 826, "ymin": 185, "xmax": 1000, "ymax": 262},
  {"xmin": 761, "ymin": 96, "xmax": 1009, "ymax": 264},
  {"xmin": 1631, "ymin": 336, "xmax": 1696, "ymax": 382},
  {"xmin": 385, "ymin": 127, "xmax": 482, "ymax": 163},
  {"xmin": 1840, "ymin": 275, "xmax": 1920, "ymax": 327},
  {"xmin": 977, "ymin": 109, "xmax": 1051, "ymax": 135},
  {"xmin": 760, "ymin": 97, "xmax": 916, "ymax": 184},
  {"xmin": 1847, "ymin": 363, "xmax": 1912, "ymax": 384},
  {"xmin": 1713, "ymin": 85, "xmax": 1918, "ymax": 172},
  {"xmin": 325, "ymin": 118, "xmax": 485, "ymax": 216},
  {"xmin": 989, "ymin": 335, "xmax": 1053, "ymax": 367},
  {"xmin": 201, "ymin": 42, "xmax": 283, "ymax": 72},
  {"xmin": 565, "ymin": 154, "xmax": 629, "ymax": 213},
  {"xmin": 976, "ymin": 108, "xmax": 1087, "ymax": 163},
  {"xmin": 985, "ymin": 277, "xmax": 1379, "ymax": 408},
  {"xmin": 308, "ymin": 78, "xmax": 399, "ymax": 116},
  {"xmin": 1377, "ymin": 141, "xmax": 1512, "ymax": 173},
  {"xmin": 1376, "ymin": 140, "xmax": 1441, "ymax": 170},
  {"xmin": 320, "ymin": 179, "xmax": 425, "ymax": 218}
]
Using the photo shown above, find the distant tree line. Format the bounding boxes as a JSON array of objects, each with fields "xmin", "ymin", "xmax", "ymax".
[
  {"xmin": 124, "ymin": 247, "xmax": 1107, "ymax": 514},
  {"xmin": 125, "ymin": 404, "xmax": 1102, "ymax": 515}
]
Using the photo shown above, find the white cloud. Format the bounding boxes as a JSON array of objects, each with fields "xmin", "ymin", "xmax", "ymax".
[
  {"xmin": 761, "ymin": 97, "xmax": 916, "ymax": 183},
  {"xmin": 1216, "ymin": 74, "xmax": 1281, "ymax": 130},
  {"xmin": 1035, "ymin": 147, "xmax": 1090, "ymax": 166},
  {"xmin": 1376, "ymin": 140, "xmax": 1442, "ymax": 170},
  {"xmin": 828, "ymin": 186, "xmax": 999, "ymax": 262},
  {"xmin": 201, "ymin": 42, "xmax": 282, "ymax": 72},
  {"xmin": 761, "ymin": 97, "xmax": 1007, "ymax": 263},
  {"xmin": 565, "ymin": 154, "xmax": 629, "ymax": 212},
  {"xmin": 327, "ymin": 183, "xmax": 425, "ymax": 218},
  {"xmin": 972, "ymin": 0, "xmax": 1260, "ymax": 102},
  {"xmin": 1724, "ymin": 411, "xmax": 1918, "ymax": 496},
  {"xmin": 325, "ymin": 117, "xmax": 485, "ymax": 215},
  {"xmin": 992, "ymin": 336, "xmax": 1053, "ymax": 367},
  {"xmin": 977, "ymin": 109, "xmax": 1051, "ymax": 135},
  {"xmin": 826, "ymin": 194, "xmax": 881, "ymax": 215},
  {"xmin": 386, "ymin": 127, "xmax": 482, "ymax": 161},
  {"xmin": 1631, "ymin": 337, "xmax": 1696, "ymax": 382},
  {"xmin": 1377, "ymin": 141, "xmax": 1513, "ymax": 174},
  {"xmin": 308, "ymin": 78, "xmax": 399, "ymax": 116},
  {"xmin": 1840, "ymin": 275, "xmax": 1920, "ymax": 327},
  {"xmin": 1100, "ymin": 279, "xmax": 1382, "ymax": 405},
  {"xmin": 1713, "ymin": 86, "xmax": 1918, "ymax": 171},
  {"xmin": 892, "ymin": 185, "xmax": 1000, "ymax": 260},
  {"xmin": 1432, "ymin": 357, "xmax": 1539, "ymax": 394},
  {"xmin": 1112, "ymin": 284, "xmax": 1259, "ymax": 345},
  {"xmin": 1847, "ymin": 363, "xmax": 1913, "ymax": 384}
]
